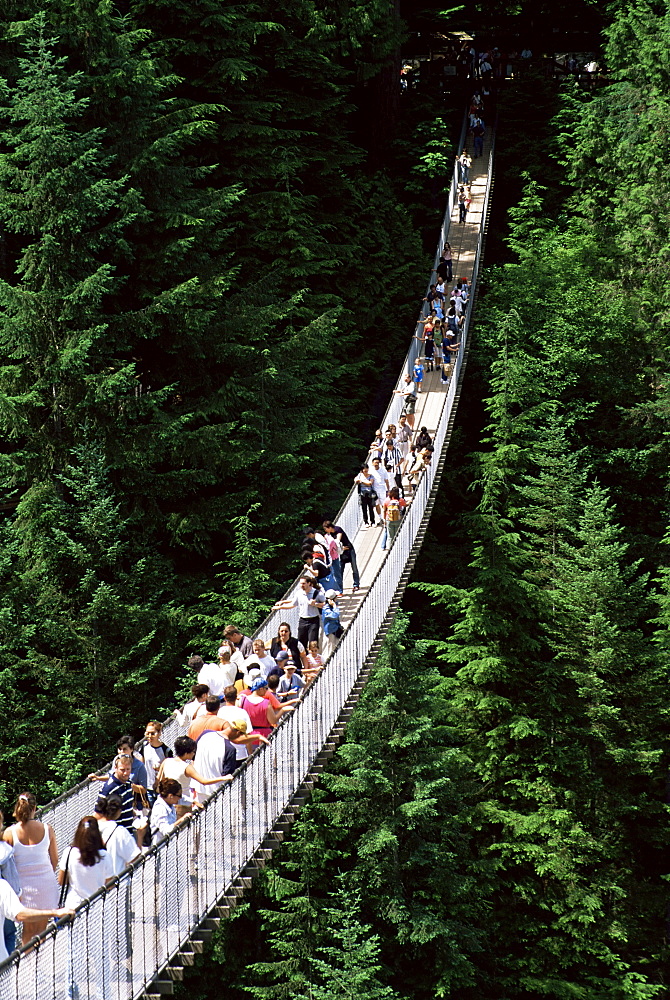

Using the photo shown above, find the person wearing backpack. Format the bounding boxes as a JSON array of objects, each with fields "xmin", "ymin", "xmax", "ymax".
[
  {"xmin": 382, "ymin": 488, "xmax": 407, "ymax": 549},
  {"xmin": 322, "ymin": 591, "xmax": 343, "ymax": 655}
]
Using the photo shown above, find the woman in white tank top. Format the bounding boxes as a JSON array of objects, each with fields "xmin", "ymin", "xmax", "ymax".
[{"xmin": 2, "ymin": 792, "xmax": 59, "ymax": 941}]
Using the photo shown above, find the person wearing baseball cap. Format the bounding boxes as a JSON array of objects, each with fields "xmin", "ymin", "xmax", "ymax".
[{"xmin": 277, "ymin": 662, "xmax": 306, "ymax": 703}]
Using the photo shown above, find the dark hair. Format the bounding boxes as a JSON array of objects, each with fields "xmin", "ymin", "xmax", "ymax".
[
  {"xmin": 174, "ymin": 736, "xmax": 197, "ymax": 758},
  {"xmin": 192, "ymin": 683, "xmax": 209, "ymax": 698},
  {"xmin": 322, "ymin": 520, "xmax": 334, "ymax": 530},
  {"xmin": 205, "ymin": 695, "xmax": 221, "ymax": 713},
  {"xmin": 224, "ymin": 686, "xmax": 238, "ymax": 703},
  {"xmin": 117, "ymin": 735, "xmax": 134, "ymax": 750},
  {"xmin": 267, "ymin": 674, "xmax": 280, "ymax": 691},
  {"xmin": 96, "ymin": 795, "xmax": 123, "ymax": 820},
  {"xmin": 188, "ymin": 655, "xmax": 204, "ymax": 671},
  {"xmin": 277, "ymin": 622, "xmax": 292, "ymax": 637},
  {"xmin": 360, "ymin": 464, "xmax": 368, "ymax": 472},
  {"xmin": 158, "ymin": 778, "xmax": 182, "ymax": 799},
  {"xmin": 389, "ymin": 487, "xmax": 400, "ymax": 498},
  {"xmin": 73, "ymin": 816, "xmax": 104, "ymax": 867},
  {"xmin": 13, "ymin": 792, "xmax": 36, "ymax": 824}
]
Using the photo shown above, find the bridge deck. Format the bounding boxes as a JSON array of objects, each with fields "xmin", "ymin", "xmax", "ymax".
[{"xmin": 338, "ymin": 132, "xmax": 491, "ymax": 626}]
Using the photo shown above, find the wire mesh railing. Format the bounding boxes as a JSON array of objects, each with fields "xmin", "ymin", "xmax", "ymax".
[{"xmin": 0, "ymin": 117, "xmax": 494, "ymax": 1000}]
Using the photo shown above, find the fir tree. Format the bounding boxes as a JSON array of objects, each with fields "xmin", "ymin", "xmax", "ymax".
[{"xmin": 0, "ymin": 16, "xmax": 132, "ymax": 482}]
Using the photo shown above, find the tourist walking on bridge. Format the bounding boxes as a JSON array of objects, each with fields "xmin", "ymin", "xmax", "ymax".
[
  {"xmin": 269, "ymin": 623, "xmax": 308, "ymax": 671},
  {"xmin": 382, "ymin": 487, "xmax": 407, "ymax": 548},
  {"xmin": 458, "ymin": 186, "xmax": 468, "ymax": 223},
  {"xmin": 355, "ymin": 464, "xmax": 377, "ymax": 527},
  {"xmin": 93, "ymin": 796, "xmax": 140, "ymax": 875},
  {"xmin": 57, "ymin": 817, "xmax": 113, "ymax": 908},
  {"xmin": 457, "ymin": 149, "xmax": 471, "ymax": 184},
  {"xmin": 3, "ymin": 792, "xmax": 59, "ymax": 942},
  {"xmin": 369, "ymin": 457, "xmax": 390, "ymax": 524},
  {"xmin": 323, "ymin": 521, "xmax": 359, "ymax": 591},
  {"xmin": 100, "ymin": 755, "xmax": 136, "ymax": 835},
  {"xmin": 222, "ymin": 625, "xmax": 254, "ymax": 659},
  {"xmin": 272, "ymin": 577, "xmax": 326, "ymax": 648},
  {"xmin": 435, "ymin": 243, "xmax": 453, "ymax": 282}
]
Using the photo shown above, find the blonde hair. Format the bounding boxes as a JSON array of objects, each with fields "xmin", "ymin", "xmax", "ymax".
[{"xmin": 14, "ymin": 792, "xmax": 37, "ymax": 824}]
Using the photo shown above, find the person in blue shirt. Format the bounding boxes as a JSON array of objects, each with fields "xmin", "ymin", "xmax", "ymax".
[
  {"xmin": 322, "ymin": 591, "xmax": 342, "ymax": 655},
  {"xmin": 88, "ymin": 735, "xmax": 148, "ymax": 796},
  {"xmin": 413, "ymin": 359, "xmax": 424, "ymax": 392}
]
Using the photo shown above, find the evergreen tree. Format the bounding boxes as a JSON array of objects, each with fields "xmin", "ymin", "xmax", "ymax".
[
  {"xmin": 0, "ymin": 440, "xmax": 183, "ymax": 799},
  {"xmin": 293, "ymin": 882, "xmax": 402, "ymax": 1000},
  {"xmin": 417, "ymin": 384, "xmax": 668, "ymax": 996},
  {"xmin": 0, "ymin": 17, "xmax": 132, "ymax": 480},
  {"xmin": 301, "ymin": 618, "xmax": 483, "ymax": 998},
  {"xmin": 243, "ymin": 870, "xmax": 325, "ymax": 1000}
]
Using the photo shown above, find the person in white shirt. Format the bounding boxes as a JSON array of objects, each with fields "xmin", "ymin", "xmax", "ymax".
[
  {"xmin": 139, "ymin": 721, "xmax": 172, "ymax": 790},
  {"xmin": 57, "ymin": 817, "xmax": 114, "ymax": 907},
  {"xmin": 368, "ymin": 457, "xmax": 390, "ymax": 525},
  {"xmin": 93, "ymin": 796, "xmax": 140, "ymax": 875},
  {"xmin": 218, "ymin": 639, "xmax": 246, "ymax": 677},
  {"xmin": 0, "ymin": 880, "xmax": 72, "ymax": 963},
  {"xmin": 159, "ymin": 736, "xmax": 232, "ymax": 810},
  {"xmin": 149, "ymin": 779, "xmax": 183, "ymax": 841},
  {"xmin": 192, "ymin": 731, "xmax": 237, "ymax": 805},
  {"xmin": 242, "ymin": 639, "xmax": 275, "ymax": 685},
  {"xmin": 198, "ymin": 653, "xmax": 236, "ymax": 698},
  {"xmin": 173, "ymin": 683, "xmax": 210, "ymax": 727},
  {"xmin": 272, "ymin": 577, "xmax": 326, "ymax": 648},
  {"xmin": 393, "ymin": 374, "xmax": 417, "ymax": 430},
  {"xmin": 355, "ymin": 464, "xmax": 376, "ymax": 527}
]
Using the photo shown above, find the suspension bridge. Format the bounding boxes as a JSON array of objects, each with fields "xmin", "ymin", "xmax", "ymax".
[{"xmin": 0, "ymin": 110, "xmax": 495, "ymax": 1000}]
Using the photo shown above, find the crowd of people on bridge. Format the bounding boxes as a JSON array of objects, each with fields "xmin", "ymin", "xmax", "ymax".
[{"xmin": 0, "ymin": 95, "xmax": 483, "ymax": 965}]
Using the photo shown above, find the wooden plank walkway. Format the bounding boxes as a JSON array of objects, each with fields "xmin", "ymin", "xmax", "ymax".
[{"xmin": 333, "ymin": 127, "xmax": 492, "ymax": 633}]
